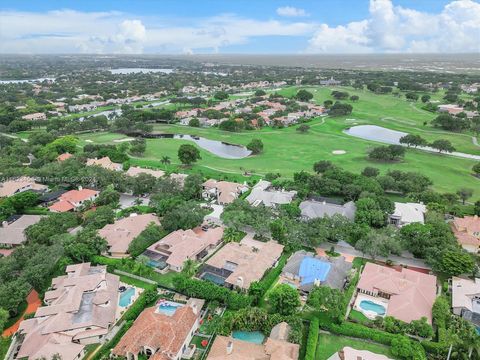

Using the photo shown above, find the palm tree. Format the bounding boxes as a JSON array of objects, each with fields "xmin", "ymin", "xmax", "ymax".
[
  {"xmin": 181, "ymin": 259, "xmax": 197, "ymax": 277},
  {"xmin": 161, "ymin": 155, "xmax": 171, "ymax": 166},
  {"xmin": 223, "ymin": 227, "xmax": 240, "ymax": 243}
]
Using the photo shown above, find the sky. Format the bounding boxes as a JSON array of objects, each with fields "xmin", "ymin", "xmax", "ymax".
[{"xmin": 0, "ymin": 0, "xmax": 479, "ymax": 54}]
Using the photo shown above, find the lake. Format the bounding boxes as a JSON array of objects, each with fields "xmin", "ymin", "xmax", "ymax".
[
  {"xmin": 109, "ymin": 68, "xmax": 174, "ymax": 75},
  {"xmin": 344, "ymin": 125, "xmax": 480, "ymax": 160},
  {"xmin": 142, "ymin": 133, "xmax": 251, "ymax": 159}
]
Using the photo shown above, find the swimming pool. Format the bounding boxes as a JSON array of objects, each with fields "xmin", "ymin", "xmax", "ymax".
[
  {"xmin": 119, "ymin": 287, "xmax": 135, "ymax": 307},
  {"xmin": 359, "ymin": 300, "xmax": 386, "ymax": 316},
  {"xmin": 201, "ymin": 272, "xmax": 226, "ymax": 286},
  {"xmin": 157, "ymin": 300, "xmax": 183, "ymax": 316},
  {"xmin": 232, "ymin": 331, "xmax": 265, "ymax": 344}
]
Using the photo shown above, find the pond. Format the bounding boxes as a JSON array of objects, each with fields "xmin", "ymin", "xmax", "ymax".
[
  {"xmin": 344, "ymin": 125, "xmax": 407, "ymax": 145},
  {"xmin": 142, "ymin": 133, "xmax": 251, "ymax": 159},
  {"xmin": 109, "ymin": 68, "xmax": 173, "ymax": 75},
  {"xmin": 344, "ymin": 125, "xmax": 480, "ymax": 160}
]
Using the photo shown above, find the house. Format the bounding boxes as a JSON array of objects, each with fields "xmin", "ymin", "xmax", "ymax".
[
  {"xmin": 86, "ymin": 157, "xmax": 123, "ymax": 171},
  {"xmin": 199, "ymin": 234, "xmax": 284, "ymax": 290},
  {"xmin": 126, "ymin": 166, "xmax": 165, "ymax": 178},
  {"xmin": 112, "ymin": 298, "xmax": 205, "ymax": 360},
  {"xmin": 451, "ymin": 216, "xmax": 480, "ymax": 253},
  {"xmin": 300, "ymin": 199, "xmax": 356, "ymax": 221},
  {"xmin": 0, "ymin": 215, "xmax": 43, "ymax": 248},
  {"xmin": 38, "ymin": 189, "xmax": 68, "ymax": 207},
  {"xmin": 451, "ymin": 277, "xmax": 480, "ymax": 327},
  {"xmin": 99, "ymin": 214, "xmax": 160, "ymax": 258},
  {"xmin": 207, "ymin": 322, "xmax": 299, "ymax": 360},
  {"xmin": 143, "ymin": 226, "xmax": 224, "ymax": 272},
  {"xmin": 48, "ymin": 188, "xmax": 99, "ymax": 212},
  {"xmin": 388, "ymin": 202, "xmax": 426, "ymax": 227},
  {"xmin": 15, "ymin": 263, "xmax": 120, "ymax": 360},
  {"xmin": 438, "ymin": 104, "xmax": 464, "ymax": 115},
  {"xmin": 281, "ymin": 250, "xmax": 352, "ymax": 293},
  {"xmin": 202, "ymin": 179, "xmax": 248, "ymax": 205},
  {"xmin": 246, "ymin": 180, "xmax": 296, "ymax": 208},
  {"xmin": 327, "ymin": 347, "xmax": 393, "ymax": 360},
  {"xmin": 320, "ymin": 77, "xmax": 342, "ymax": 86},
  {"xmin": 57, "ymin": 152, "xmax": 73, "ymax": 162},
  {"xmin": 170, "ymin": 173, "xmax": 188, "ymax": 188},
  {"xmin": 0, "ymin": 177, "xmax": 48, "ymax": 198},
  {"xmin": 21, "ymin": 112, "xmax": 46, "ymax": 121},
  {"xmin": 355, "ymin": 263, "xmax": 437, "ymax": 323}
]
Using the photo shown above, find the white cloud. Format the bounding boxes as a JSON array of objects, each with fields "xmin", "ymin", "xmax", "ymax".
[
  {"xmin": 307, "ymin": 0, "xmax": 480, "ymax": 53},
  {"xmin": 276, "ymin": 6, "xmax": 309, "ymax": 17},
  {"xmin": 0, "ymin": 10, "xmax": 315, "ymax": 53}
]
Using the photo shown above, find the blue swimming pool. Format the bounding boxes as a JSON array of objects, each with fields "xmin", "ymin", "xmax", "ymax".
[
  {"xmin": 359, "ymin": 300, "xmax": 386, "ymax": 315},
  {"xmin": 232, "ymin": 331, "xmax": 265, "ymax": 344},
  {"xmin": 202, "ymin": 272, "xmax": 226, "ymax": 286},
  {"xmin": 157, "ymin": 301, "xmax": 183, "ymax": 316},
  {"xmin": 119, "ymin": 287, "xmax": 135, "ymax": 307}
]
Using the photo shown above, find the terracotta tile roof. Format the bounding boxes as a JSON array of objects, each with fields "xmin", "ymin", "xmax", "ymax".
[
  {"xmin": 0, "ymin": 177, "xmax": 48, "ymax": 198},
  {"xmin": 16, "ymin": 263, "xmax": 120, "ymax": 360},
  {"xmin": 337, "ymin": 347, "xmax": 393, "ymax": 360},
  {"xmin": 126, "ymin": 166, "xmax": 165, "ymax": 178},
  {"xmin": 357, "ymin": 263, "xmax": 437, "ymax": 324},
  {"xmin": 452, "ymin": 216, "xmax": 480, "ymax": 249},
  {"xmin": 207, "ymin": 331, "xmax": 299, "ymax": 360},
  {"xmin": 113, "ymin": 298, "xmax": 204, "ymax": 359},
  {"xmin": 99, "ymin": 214, "xmax": 160, "ymax": 256},
  {"xmin": 48, "ymin": 188, "xmax": 99, "ymax": 212},
  {"xmin": 203, "ymin": 179, "xmax": 248, "ymax": 204},
  {"xmin": 206, "ymin": 235, "xmax": 284, "ymax": 290},
  {"xmin": 86, "ymin": 156, "xmax": 122, "ymax": 171},
  {"xmin": 57, "ymin": 153, "xmax": 73, "ymax": 162},
  {"xmin": 148, "ymin": 227, "xmax": 223, "ymax": 269}
]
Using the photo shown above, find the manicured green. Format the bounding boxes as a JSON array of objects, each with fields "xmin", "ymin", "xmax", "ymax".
[
  {"xmin": 76, "ymin": 85, "xmax": 480, "ymax": 198},
  {"xmin": 315, "ymin": 333, "xmax": 394, "ymax": 360}
]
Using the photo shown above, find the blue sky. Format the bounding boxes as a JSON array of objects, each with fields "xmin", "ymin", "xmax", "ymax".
[{"xmin": 0, "ymin": 0, "xmax": 479, "ymax": 54}]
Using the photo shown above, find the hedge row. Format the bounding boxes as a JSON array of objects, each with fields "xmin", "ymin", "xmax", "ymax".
[
  {"xmin": 91, "ymin": 320, "xmax": 133, "ymax": 360},
  {"xmin": 321, "ymin": 321, "xmax": 427, "ymax": 360},
  {"xmin": 173, "ymin": 275, "xmax": 252, "ymax": 310},
  {"xmin": 305, "ymin": 318, "xmax": 319, "ymax": 360},
  {"xmin": 324, "ymin": 321, "xmax": 396, "ymax": 346}
]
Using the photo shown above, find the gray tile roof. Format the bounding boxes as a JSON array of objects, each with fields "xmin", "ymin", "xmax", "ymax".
[{"xmin": 299, "ymin": 200, "xmax": 356, "ymax": 221}]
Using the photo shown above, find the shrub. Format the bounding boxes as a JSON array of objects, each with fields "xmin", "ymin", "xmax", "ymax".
[
  {"xmin": 305, "ymin": 318, "xmax": 319, "ymax": 360},
  {"xmin": 172, "ymin": 275, "xmax": 252, "ymax": 310}
]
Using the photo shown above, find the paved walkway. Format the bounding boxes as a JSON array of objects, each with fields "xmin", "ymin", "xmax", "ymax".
[
  {"xmin": 2, "ymin": 290, "xmax": 42, "ymax": 337},
  {"xmin": 317, "ymin": 242, "xmax": 431, "ymax": 270}
]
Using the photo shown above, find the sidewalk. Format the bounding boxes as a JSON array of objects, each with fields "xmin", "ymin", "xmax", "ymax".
[{"xmin": 2, "ymin": 290, "xmax": 42, "ymax": 337}]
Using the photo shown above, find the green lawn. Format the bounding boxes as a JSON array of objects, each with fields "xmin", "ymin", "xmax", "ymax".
[
  {"xmin": 315, "ymin": 333, "xmax": 394, "ymax": 360},
  {"xmin": 76, "ymin": 85, "xmax": 480, "ymax": 199},
  {"xmin": 0, "ymin": 337, "xmax": 12, "ymax": 360},
  {"xmin": 349, "ymin": 309, "xmax": 372, "ymax": 324}
]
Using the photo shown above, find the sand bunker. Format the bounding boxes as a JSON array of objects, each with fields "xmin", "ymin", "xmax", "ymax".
[
  {"xmin": 114, "ymin": 138, "xmax": 135, "ymax": 143},
  {"xmin": 332, "ymin": 150, "xmax": 346, "ymax": 155}
]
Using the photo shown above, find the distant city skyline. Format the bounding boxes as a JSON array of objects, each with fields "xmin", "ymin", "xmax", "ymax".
[{"xmin": 0, "ymin": 0, "xmax": 479, "ymax": 54}]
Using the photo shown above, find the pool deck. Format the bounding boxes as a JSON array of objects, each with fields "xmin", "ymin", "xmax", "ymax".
[
  {"xmin": 353, "ymin": 293, "xmax": 389, "ymax": 320},
  {"xmin": 115, "ymin": 283, "xmax": 143, "ymax": 320}
]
